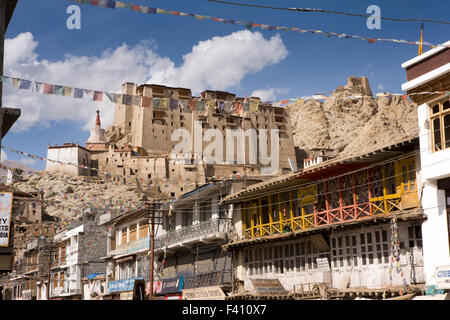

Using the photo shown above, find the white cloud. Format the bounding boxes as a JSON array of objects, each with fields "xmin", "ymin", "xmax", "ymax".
[
  {"xmin": 16, "ymin": 158, "xmax": 36, "ymax": 167},
  {"xmin": 4, "ymin": 30, "xmax": 288, "ymax": 132},
  {"xmin": 250, "ymin": 87, "xmax": 289, "ymax": 101}
]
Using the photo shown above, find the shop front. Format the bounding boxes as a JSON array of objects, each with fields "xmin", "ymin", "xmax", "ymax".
[
  {"xmin": 154, "ymin": 276, "xmax": 184, "ymax": 300},
  {"xmin": 108, "ymin": 277, "xmax": 144, "ymax": 300}
]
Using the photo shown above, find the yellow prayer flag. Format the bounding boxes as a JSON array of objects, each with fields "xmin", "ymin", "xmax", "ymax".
[
  {"xmin": 116, "ymin": 1, "xmax": 125, "ymax": 8},
  {"xmin": 12, "ymin": 78, "xmax": 21, "ymax": 88},
  {"xmin": 161, "ymin": 98, "xmax": 170, "ymax": 109},
  {"xmin": 63, "ymin": 86, "xmax": 74, "ymax": 97},
  {"xmin": 250, "ymin": 101, "xmax": 259, "ymax": 112}
]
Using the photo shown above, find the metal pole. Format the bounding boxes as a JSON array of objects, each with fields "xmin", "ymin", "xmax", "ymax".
[
  {"xmin": 46, "ymin": 241, "xmax": 53, "ymax": 300},
  {"xmin": 149, "ymin": 202, "xmax": 155, "ymax": 300}
]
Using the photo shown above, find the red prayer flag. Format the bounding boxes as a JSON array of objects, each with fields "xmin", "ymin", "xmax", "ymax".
[
  {"xmin": 132, "ymin": 5, "xmax": 140, "ymax": 11},
  {"xmin": 44, "ymin": 83, "xmax": 54, "ymax": 94},
  {"xmin": 93, "ymin": 91, "xmax": 103, "ymax": 102},
  {"xmin": 402, "ymin": 94, "xmax": 408, "ymax": 100},
  {"xmin": 172, "ymin": 11, "xmax": 181, "ymax": 16},
  {"xmin": 368, "ymin": 38, "xmax": 377, "ymax": 44},
  {"xmin": 92, "ymin": 0, "xmax": 99, "ymax": 6},
  {"xmin": 189, "ymin": 100, "xmax": 196, "ymax": 111},
  {"xmin": 142, "ymin": 96, "xmax": 152, "ymax": 107}
]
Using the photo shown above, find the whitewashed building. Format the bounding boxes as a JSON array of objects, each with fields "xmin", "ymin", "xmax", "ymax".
[
  {"xmin": 46, "ymin": 143, "xmax": 91, "ymax": 176},
  {"xmin": 401, "ymin": 40, "xmax": 450, "ymax": 291}
]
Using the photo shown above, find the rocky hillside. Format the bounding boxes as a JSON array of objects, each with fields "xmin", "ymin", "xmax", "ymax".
[
  {"xmin": 285, "ymin": 76, "xmax": 418, "ymax": 159},
  {"xmin": 12, "ymin": 171, "xmax": 164, "ymax": 222}
]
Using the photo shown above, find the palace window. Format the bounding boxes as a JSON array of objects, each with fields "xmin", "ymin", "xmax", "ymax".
[{"xmin": 430, "ymin": 98, "xmax": 450, "ymax": 152}]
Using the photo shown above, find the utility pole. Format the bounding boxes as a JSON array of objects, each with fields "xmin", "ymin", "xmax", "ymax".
[
  {"xmin": 135, "ymin": 178, "xmax": 163, "ymax": 300},
  {"xmin": 149, "ymin": 201, "xmax": 155, "ymax": 300},
  {"xmin": 46, "ymin": 241, "xmax": 53, "ymax": 300}
]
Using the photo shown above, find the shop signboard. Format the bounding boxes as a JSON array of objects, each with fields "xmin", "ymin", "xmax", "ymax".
[
  {"xmin": 182, "ymin": 286, "xmax": 226, "ymax": 300},
  {"xmin": 435, "ymin": 266, "xmax": 450, "ymax": 289},
  {"xmin": 160, "ymin": 276, "xmax": 184, "ymax": 295},
  {"xmin": 119, "ymin": 291, "xmax": 133, "ymax": 300},
  {"xmin": 250, "ymin": 279, "xmax": 287, "ymax": 295},
  {"xmin": 0, "ymin": 192, "xmax": 13, "ymax": 247},
  {"xmin": 109, "ymin": 277, "xmax": 143, "ymax": 293}
]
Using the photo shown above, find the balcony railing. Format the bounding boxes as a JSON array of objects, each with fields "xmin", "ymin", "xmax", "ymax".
[
  {"xmin": 155, "ymin": 218, "xmax": 231, "ymax": 250},
  {"xmin": 108, "ymin": 235, "xmax": 150, "ymax": 257},
  {"xmin": 244, "ymin": 194, "xmax": 404, "ymax": 239}
]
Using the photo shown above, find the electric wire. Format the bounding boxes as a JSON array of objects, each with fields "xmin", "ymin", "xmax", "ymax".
[{"xmin": 207, "ymin": 0, "xmax": 450, "ymax": 25}]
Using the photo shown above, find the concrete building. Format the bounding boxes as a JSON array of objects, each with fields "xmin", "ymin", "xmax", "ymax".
[
  {"xmin": 45, "ymin": 143, "xmax": 91, "ymax": 177},
  {"xmin": 152, "ymin": 179, "xmax": 260, "ymax": 300},
  {"xmin": 401, "ymin": 40, "xmax": 450, "ymax": 292},
  {"xmin": 100, "ymin": 208, "xmax": 157, "ymax": 300},
  {"xmin": 0, "ymin": 0, "xmax": 21, "ymax": 276},
  {"xmin": 3, "ymin": 236, "xmax": 51, "ymax": 300},
  {"xmin": 221, "ymin": 138, "xmax": 427, "ymax": 299},
  {"xmin": 49, "ymin": 213, "xmax": 107, "ymax": 300}
]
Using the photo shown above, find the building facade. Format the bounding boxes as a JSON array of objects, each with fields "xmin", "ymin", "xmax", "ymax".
[
  {"xmin": 401, "ymin": 40, "xmax": 450, "ymax": 291},
  {"xmin": 49, "ymin": 215, "xmax": 107, "ymax": 300},
  {"xmin": 222, "ymin": 139, "xmax": 427, "ymax": 298},
  {"xmin": 152, "ymin": 180, "xmax": 257, "ymax": 299},
  {"xmin": 101, "ymin": 208, "xmax": 156, "ymax": 300},
  {"xmin": 46, "ymin": 143, "xmax": 91, "ymax": 177}
]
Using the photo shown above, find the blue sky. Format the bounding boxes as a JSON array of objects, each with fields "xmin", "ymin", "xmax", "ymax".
[{"xmin": 2, "ymin": 0, "xmax": 449, "ymax": 170}]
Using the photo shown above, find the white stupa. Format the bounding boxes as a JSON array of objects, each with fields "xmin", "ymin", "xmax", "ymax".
[{"xmin": 86, "ymin": 110, "xmax": 107, "ymax": 151}]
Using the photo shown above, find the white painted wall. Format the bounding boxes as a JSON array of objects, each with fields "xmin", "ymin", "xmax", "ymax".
[
  {"xmin": 46, "ymin": 146, "xmax": 91, "ymax": 176},
  {"xmin": 417, "ymin": 102, "xmax": 450, "ymax": 286}
]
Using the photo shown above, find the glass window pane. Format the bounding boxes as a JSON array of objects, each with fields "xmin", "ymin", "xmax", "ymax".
[
  {"xmin": 443, "ymin": 100, "xmax": 450, "ymax": 111},
  {"xmin": 444, "ymin": 114, "xmax": 450, "ymax": 149},
  {"xmin": 432, "ymin": 104, "xmax": 440, "ymax": 114},
  {"xmin": 433, "ymin": 118, "xmax": 442, "ymax": 150}
]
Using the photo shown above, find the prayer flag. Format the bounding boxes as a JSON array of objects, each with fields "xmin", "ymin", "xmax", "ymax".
[
  {"xmin": 0, "ymin": 76, "xmax": 11, "ymax": 84},
  {"xmin": 250, "ymin": 101, "xmax": 259, "ymax": 112},
  {"xmin": 161, "ymin": 97, "xmax": 170, "ymax": 109},
  {"xmin": 63, "ymin": 86, "xmax": 74, "ymax": 97},
  {"xmin": 19, "ymin": 79, "xmax": 32, "ymax": 90},
  {"xmin": 141, "ymin": 96, "xmax": 152, "ymax": 107},
  {"xmin": 131, "ymin": 95, "xmax": 142, "ymax": 106},
  {"xmin": 44, "ymin": 83, "xmax": 54, "ymax": 94},
  {"xmin": 152, "ymin": 97, "xmax": 161, "ymax": 108},
  {"xmin": 54, "ymin": 85, "xmax": 64, "ymax": 95},
  {"xmin": 196, "ymin": 100, "xmax": 205, "ymax": 111},
  {"xmin": 122, "ymin": 94, "xmax": 132, "ymax": 105},
  {"xmin": 74, "ymin": 88, "xmax": 84, "ymax": 98},
  {"xmin": 12, "ymin": 78, "xmax": 21, "ymax": 88},
  {"xmin": 189, "ymin": 99, "xmax": 196, "ymax": 111},
  {"xmin": 106, "ymin": 0, "xmax": 116, "ymax": 9},
  {"xmin": 94, "ymin": 91, "xmax": 104, "ymax": 101},
  {"xmin": 170, "ymin": 98, "xmax": 178, "ymax": 110}
]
